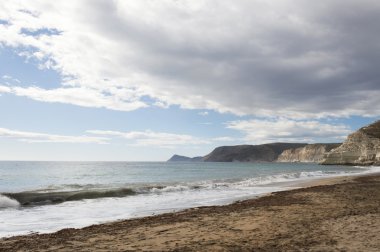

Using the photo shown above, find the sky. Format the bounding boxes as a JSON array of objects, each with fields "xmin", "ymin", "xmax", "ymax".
[{"xmin": 0, "ymin": 0, "xmax": 379, "ymax": 161}]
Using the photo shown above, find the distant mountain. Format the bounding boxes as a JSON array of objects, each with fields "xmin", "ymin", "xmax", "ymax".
[
  {"xmin": 321, "ymin": 120, "xmax": 380, "ymax": 166},
  {"xmin": 167, "ymin": 154, "xmax": 203, "ymax": 162},
  {"xmin": 202, "ymin": 143, "xmax": 308, "ymax": 162}
]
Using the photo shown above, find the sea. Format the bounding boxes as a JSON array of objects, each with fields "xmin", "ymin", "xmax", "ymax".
[{"xmin": 1, "ymin": 161, "xmax": 379, "ymax": 238}]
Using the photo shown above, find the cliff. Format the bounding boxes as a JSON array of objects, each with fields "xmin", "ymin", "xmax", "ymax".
[
  {"xmin": 276, "ymin": 143, "xmax": 341, "ymax": 163},
  {"xmin": 202, "ymin": 143, "xmax": 308, "ymax": 162},
  {"xmin": 167, "ymin": 155, "xmax": 203, "ymax": 162},
  {"xmin": 321, "ymin": 120, "xmax": 380, "ymax": 166}
]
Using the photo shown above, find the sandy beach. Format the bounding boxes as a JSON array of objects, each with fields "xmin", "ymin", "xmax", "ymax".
[{"xmin": 1, "ymin": 173, "xmax": 379, "ymax": 252}]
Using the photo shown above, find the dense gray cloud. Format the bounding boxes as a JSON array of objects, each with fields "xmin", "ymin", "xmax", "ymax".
[{"xmin": 0, "ymin": 0, "xmax": 380, "ymax": 118}]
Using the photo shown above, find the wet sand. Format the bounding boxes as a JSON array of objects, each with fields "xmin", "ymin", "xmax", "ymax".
[{"xmin": 1, "ymin": 174, "xmax": 380, "ymax": 251}]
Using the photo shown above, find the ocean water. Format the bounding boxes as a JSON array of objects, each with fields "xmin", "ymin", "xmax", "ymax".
[{"xmin": 0, "ymin": 161, "xmax": 379, "ymax": 237}]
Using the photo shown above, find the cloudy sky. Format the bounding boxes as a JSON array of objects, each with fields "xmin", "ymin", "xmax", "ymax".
[{"xmin": 0, "ymin": 0, "xmax": 379, "ymax": 161}]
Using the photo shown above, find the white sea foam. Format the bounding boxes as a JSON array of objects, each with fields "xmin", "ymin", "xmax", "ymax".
[
  {"xmin": 214, "ymin": 170, "xmax": 346, "ymax": 189},
  {"xmin": 0, "ymin": 195, "xmax": 20, "ymax": 208},
  {"xmin": 150, "ymin": 185, "xmax": 191, "ymax": 193},
  {"xmin": 0, "ymin": 185, "xmax": 284, "ymax": 238},
  {"xmin": 357, "ymin": 165, "xmax": 380, "ymax": 173}
]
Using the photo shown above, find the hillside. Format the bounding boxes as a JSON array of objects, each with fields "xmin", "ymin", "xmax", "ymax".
[
  {"xmin": 202, "ymin": 143, "xmax": 308, "ymax": 162},
  {"xmin": 167, "ymin": 155, "xmax": 203, "ymax": 162}
]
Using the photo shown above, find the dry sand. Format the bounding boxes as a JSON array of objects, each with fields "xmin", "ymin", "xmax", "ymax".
[{"xmin": 1, "ymin": 174, "xmax": 379, "ymax": 251}]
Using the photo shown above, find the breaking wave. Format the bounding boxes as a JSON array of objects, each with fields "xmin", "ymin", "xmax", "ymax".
[
  {"xmin": 3, "ymin": 188, "xmax": 136, "ymax": 206},
  {"xmin": 0, "ymin": 194, "xmax": 20, "ymax": 208}
]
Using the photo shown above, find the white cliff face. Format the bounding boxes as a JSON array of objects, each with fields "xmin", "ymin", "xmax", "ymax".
[
  {"xmin": 276, "ymin": 144, "xmax": 340, "ymax": 163},
  {"xmin": 321, "ymin": 120, "xmax": 380, "ymax": 166}
]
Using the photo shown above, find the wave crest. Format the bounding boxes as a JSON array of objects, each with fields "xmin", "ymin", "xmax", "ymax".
[
  {"xmin": 0, "ymin": 194, "xmax": 20, "ymax": 208},
  {"xmin": 4, "ymin": 188, "xmax": 136, "ymax": 206}
]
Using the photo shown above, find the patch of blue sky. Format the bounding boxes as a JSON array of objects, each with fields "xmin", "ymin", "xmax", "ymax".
[
  {"xmin": 0, "ymin": 46, "xmax": 62, "ymax": 88},
  {"xmin": 0, "ymin": 90, "xmax": 242, "ymax": 140},
  {"xmin": 324, "ymin": 116, "xmax": 378, "ymax": 131},
  {"xmin": 0, "ymin": 19, "xmax": 9, "ymax": 25},
  {"xmin": 20, "ymin": 28, "xmax": 62, "ymax": 37}
]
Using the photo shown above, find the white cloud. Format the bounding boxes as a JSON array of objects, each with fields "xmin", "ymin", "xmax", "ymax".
[
  {"xmin": 198, "ymin": 111, "xmax": 209, "ymax": 116},
  {"xmin": 212, "ymin": 136, "xmax": 236, "ymax": 142},
  {"xmin": 0, "ymin": 126, "xmax": 235, "ymax": 148},
  {"xmin": 0, "ymin": 1, "xmax": 380, "ymax": 118},
  {"xmin": 87, "ymin": 129, "xmax": 210, "ymax": 148},
  {"xmin": 226, "ymin": 118, "xmax": 351, "ymax": 144},
  {"xmin": 1, "ymin": 75, "xmax": 20, "ymax": 83},
  {"xmin": 0, "ymin": 85, "xmax": 11, "ymax": 93},
  {"xmin": 12, "ymin": 86, "xmax": 147, "ymax": 111},
  {"xmin": 0, "ymin": 85, "xmax": 147, "ymax": 111},
  {"xmin": 0, "ymin": 127, "xmax": 109, "ymax": 144}
]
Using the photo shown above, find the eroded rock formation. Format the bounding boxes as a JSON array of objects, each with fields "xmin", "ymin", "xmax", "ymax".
[
  {"xmin": 277, "ymin": 143, "xmax": 341, "ymax": 163},
  {"xmin": 321, "ymin": 120, "xmax": 380, "ymax": 166}
]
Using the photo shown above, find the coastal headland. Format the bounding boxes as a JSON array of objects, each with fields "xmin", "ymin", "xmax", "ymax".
[
  {"xmin": 168, "ymin": 120, "xmax": 380, "ymax": 165},
  {"xmin": 1, "ymin": 173, "xmax": 379, "ymax": 251}
]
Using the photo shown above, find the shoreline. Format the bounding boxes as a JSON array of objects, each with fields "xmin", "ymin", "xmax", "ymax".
[{"xmin": 1, "ymin": 173, "xmax": 380, "ymax": 251}]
